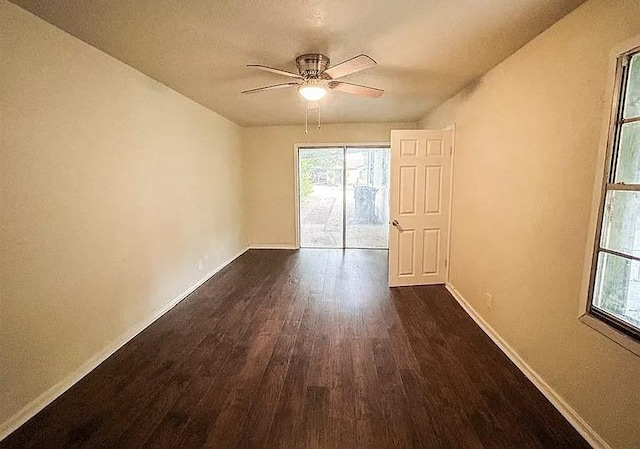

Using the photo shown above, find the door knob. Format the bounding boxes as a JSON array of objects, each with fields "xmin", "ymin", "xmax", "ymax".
[{"xmin": 391, "ymin": 220, "xmax": 399, "ymax": 227}]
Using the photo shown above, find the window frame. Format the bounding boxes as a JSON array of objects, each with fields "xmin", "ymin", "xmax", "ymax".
[{"xmin": 584, "ymin": 43, "xmax": 640, "ymax": 350}]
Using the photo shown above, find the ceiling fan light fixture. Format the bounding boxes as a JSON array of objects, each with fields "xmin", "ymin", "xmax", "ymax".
[
  {"xmin": 298, "ymin": 81, "xmax": 327, "ymax": 101},
  {"xmin": 243, "ymin": 54, "xmax": 384, "ymax": 123}
]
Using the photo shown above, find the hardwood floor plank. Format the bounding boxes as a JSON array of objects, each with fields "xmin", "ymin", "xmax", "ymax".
[
  {"xmin": 301, "ymin": 386, "xmax": 330, "ymax": 449},
  {"xmin": 371, "ymin": 337, "xmax": 424, "ymax": 449},
  {"xmin": 142, "ymin": 376, "xmax": 210, "ymax": 448},
  {"xmin": 1, "ymin": 249, "xmax": 591, "ymax": 449},
  {"xmin": 234, "ymin": 334, "xmax": 297, "ymax": 449}
]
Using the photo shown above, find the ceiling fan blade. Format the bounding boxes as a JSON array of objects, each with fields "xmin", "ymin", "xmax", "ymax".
[
  {"xmin": 247, "ymin": 64, "xmax": 302, "ymax": 79},
  {"xmin": 323, "ymin": 54, "xmax": 377, "ymax": 80},
  {"xmin": 329, "ymin": 81, "xmax": 384, "ymax": 98},
  {"xmin": 242, "ymin": 82, "xmax": 299, "ymax": 94}
]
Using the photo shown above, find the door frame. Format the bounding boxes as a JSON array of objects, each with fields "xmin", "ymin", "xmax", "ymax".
[
  {"xmin": 293, "ymin": 142, "xmax": 390, "ymax": 249},
  {"xmin": 443, "ymin": 124, "xmax": 456, "ymax": 283}
]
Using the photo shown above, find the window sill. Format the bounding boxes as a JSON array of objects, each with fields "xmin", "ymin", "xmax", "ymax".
[{"xmin": 580, "ymin": 313, "xmax": 640, "ymax": 357}]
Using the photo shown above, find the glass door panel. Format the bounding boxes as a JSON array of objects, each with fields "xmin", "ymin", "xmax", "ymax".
[
  {"xmin": 345, "ymin": 147, "xmax": 390, "ymax": 248},
  {"xmin": 298, "ymin": 148, "xmax": 344, "ymax": 248}
]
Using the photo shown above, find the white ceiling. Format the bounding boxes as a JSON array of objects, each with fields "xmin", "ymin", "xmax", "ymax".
[{"xmin": 11, "ymin": 0, "xmax": 585, "ymax": 127}]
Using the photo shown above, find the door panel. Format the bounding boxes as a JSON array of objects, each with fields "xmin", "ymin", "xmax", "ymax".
[
  {"xmin": 427, "ymin": 139, "xmax": 444, "ymax": 156},
  {"xmin": 424, "ymin": 166, "xmax": 442, "ymax": 214},
  {"xmin": 345, "ymin": 147, "xmax": 390, "ymax": 249},
  {"xmin": 422, "ymin": 229, "xmax": 440, "ymax": 274},
  {"xmin": 399, "ymin": 166, "xmax": 417, "ymax": 214},
  {"xmin": 389, "ymin": 129, "xmax": 452, "ymax": 286},
  {"xmin": 400, "ymin": 139, "xmax": 418, "ymax": 156},
  {"xmin": 298, "ymin": 148, "xmax": 344, "ymax": 248},
  {"xmin": 398, "ymin": 228, "xmax": 416, "ymax": 276}
]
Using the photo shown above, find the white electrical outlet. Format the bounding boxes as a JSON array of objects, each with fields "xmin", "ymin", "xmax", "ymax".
[
  {"xmin": 198, "ymin": 259, "xmax": 203, "ymax": 271},
  {"xmin": 486, "ymin": 293, "xmax": 493, "ymax": 310}
]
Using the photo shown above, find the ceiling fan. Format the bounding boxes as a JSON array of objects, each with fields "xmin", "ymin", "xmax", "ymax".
[{"xmin": 242, "ymin": 54, "xmax": 384, "ymax": 101}]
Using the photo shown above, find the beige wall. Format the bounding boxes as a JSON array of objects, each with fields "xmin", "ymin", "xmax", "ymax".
[
  {"xmin": 419, "ymin": 0, "xmax": 640, "ymax": 447},
  {"xmin": 244, "ymin": 122, "xmax": 416, "ymax": 247},
  {"xmin": 0, "ymin": 1, "xmax": 246, "ymax": 428}
]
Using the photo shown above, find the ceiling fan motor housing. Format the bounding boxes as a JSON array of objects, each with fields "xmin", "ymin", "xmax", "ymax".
[{"xmin": 296, "ymin": 54, "xmax": 330, "ymax": 79}]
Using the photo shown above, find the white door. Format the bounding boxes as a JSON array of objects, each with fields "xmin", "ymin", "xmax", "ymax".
[{"xmin": 388, "ymin": 129, "xmax": 452, "ymax": 287}]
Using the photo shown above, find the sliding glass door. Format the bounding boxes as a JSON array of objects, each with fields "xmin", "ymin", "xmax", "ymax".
[
  {"xmin": 345, "ymin": 147, "xmax": 390, "ymax": 248},
  {"xmin": 298, "ymin": 148, "xmax": 344, "ymax": 248},
  {"xmin": 298, "ymin": 146, "xmax": 389, "ymax": 249}
]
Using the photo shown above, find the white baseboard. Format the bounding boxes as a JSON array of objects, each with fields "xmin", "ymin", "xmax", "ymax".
[
  {"xmin": 0, "ymin": 246, "xmax": 249, "ymax": 442},
  {"xmin": 445, "ymin": 284, "xmax": 610, "ymax": 449},
  {"xmin": 248, "ymin": 243, "xmax": 298, "ymax": 250}
]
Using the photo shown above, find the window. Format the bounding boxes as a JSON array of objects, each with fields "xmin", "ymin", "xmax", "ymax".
[{"xmin": 588, "ymin": 48, "xmax": 640, "ymax": 341}]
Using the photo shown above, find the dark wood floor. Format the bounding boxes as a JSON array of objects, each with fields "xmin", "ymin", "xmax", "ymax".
[{"xmin": 2, "ymin": 249, "xmax": 590, "ymax": 449}]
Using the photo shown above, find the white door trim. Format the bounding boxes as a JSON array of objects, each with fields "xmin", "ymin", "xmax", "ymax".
[{"xmin": 443, "ymin": 124, "xmax": 456, "ymax": 283}]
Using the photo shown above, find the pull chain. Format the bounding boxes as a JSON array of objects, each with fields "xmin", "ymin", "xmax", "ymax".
[
  {"xmin": 304, "ymin": 101, "xmax": 322, "ymax": 133},
  {"xmin": 305, "ymin": 101, "xmax": 309, "ymax": 134}
]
